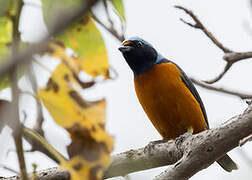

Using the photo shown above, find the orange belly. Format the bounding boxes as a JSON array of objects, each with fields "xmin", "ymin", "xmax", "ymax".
[{"xmin": 134, "ymin": 62, "xmax": 207, "ymax": 139}]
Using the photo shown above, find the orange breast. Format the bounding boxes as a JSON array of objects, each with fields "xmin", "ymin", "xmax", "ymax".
[{"xmin": 134, "ymin": 62, "xmax": 207, "ymax": 140}]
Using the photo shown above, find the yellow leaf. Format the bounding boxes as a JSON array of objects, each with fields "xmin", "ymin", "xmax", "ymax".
[
  {"xmin": 41, "ymin": 1, "xmax": 110, "ymax": 78},
  {"xmin": 49, "ymin": 43, "xmax": 81, "ymax": 78},
  {"xmin": 55, "ymin": 17, "xmax": 110, "ymax": 78},
  {"xmin": 0, "ymin": 16, "xmax": 12, "ymax": 61},
  {"xmin": 38, "ymin": 63, "xmax": 113, "ymax": 180},
  {"xmin": 0, "ymin": 11, "xmax": 12, "ymax": 90},
  {"xmin": 60, "ymin": 154, "xmax": 111, "ymax": 180}
]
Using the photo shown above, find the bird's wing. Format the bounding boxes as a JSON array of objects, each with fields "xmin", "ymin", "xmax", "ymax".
[
  {"xmin": 173, "ymin": 62, "xmax": 209, "ymax": 129},
  {"xmin": 156, "ymin": 59, "xmax": 209, "ymax": 128},
  {"xmin": 180, "ymin": 69, "xmax": 209, "ymax": 129}
]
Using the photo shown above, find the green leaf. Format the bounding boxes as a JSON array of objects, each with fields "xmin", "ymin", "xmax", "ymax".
[
  {"xmin": 109, "ymin": 0, "xmax": 125, "ymax": 21},
  {"xmin": 0, "ymin": 0, "xmax": 17, "ymax": 17},
  {"xmin": 0, "ymin": 0, "xmax": 12, "ymax": 17},
  {"xmin": 41, "ymin": 0, "xmax": 110, "ymax": 78},
  {"xmin": 41, "ymin": 0, "xmax": 85, "ymax": 30}
]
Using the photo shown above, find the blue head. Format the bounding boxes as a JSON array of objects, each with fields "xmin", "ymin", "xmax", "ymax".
[{"xmin": 118, "ymin": 37, "xmax": 166, "ymax": 75}]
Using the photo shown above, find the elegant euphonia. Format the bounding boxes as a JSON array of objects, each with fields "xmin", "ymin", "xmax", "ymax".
[{"xmin": 118, "ymin": 36, "xmax": 238, "ymax": 172}]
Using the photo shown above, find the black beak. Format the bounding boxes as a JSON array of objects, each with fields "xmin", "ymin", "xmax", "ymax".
[{"xmin": 118, "ymin": 46, "xmax": 133, "ymax": 53}]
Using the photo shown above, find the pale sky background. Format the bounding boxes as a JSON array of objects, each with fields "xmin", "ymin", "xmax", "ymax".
[{"xmin": 1, "ymin": 0, "xmax": 252, "ymax": 180}]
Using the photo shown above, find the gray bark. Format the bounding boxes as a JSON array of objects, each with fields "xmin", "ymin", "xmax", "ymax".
[{"xmin": 2, "ymin": 105, "xmax": 252, "ymax": 180}]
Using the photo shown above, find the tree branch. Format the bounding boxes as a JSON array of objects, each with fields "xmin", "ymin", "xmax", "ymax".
[
  {"xmin": 223, "ymin": 51, "xmax": 252, "ymax": 63},
  {"xmin": 91, "ymin": 12, "xmax": 125, "ymax": 42},
  {"xmin": 0, "ymin": 0, "xmax": 99, "ymax": 78},
  {"xmin": 191, "ymin": 78, "xmax": 252, "ymax": 99},
  {"xmin": 175, "ymin": 5, "xmax": 232, "ymax": 53},
  {"xmin": 3, "ymin": 105, "xmax": 252, "ymax": 180},
  {"xmin": 154, "ymin": 106, "xmax": 252, "ymax": 180},
  {"xmin": 10, "ymin": 0, "xmax": 28, "ymax": 179},
  {"xmin": 175, "ymin": 6, "xmax": 252, "ymax": 84},
  {"xmin": 203, "ymin": 62, "xmax": 232, "ymax": 84},
  {"xmin": 27, "ymin": 65, "xmax": 45, "ymax": 137}
]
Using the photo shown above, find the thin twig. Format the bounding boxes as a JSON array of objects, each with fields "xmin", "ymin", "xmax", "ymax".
[
  {"xmin": 175, "ymin": 5, "xmax": 232, "ymax": 53},
  {"xmin": 27, "ymin": 64, "xmax": 44, "ymax": 137},
  {"xmin": 191, "ymin": 78, "xmax": 252, "ymax": 99},
  {"xmin": 206, "ymin": 52, "xmax": 252, "ymax": 84},
  {"xmin": 33, "ymin": 58, "xmax": 53, "ymax": 73},
  {"xmin": 103, "ymin": 0, "xmax": 125, "ymax": 41},
  {"xmin": 203, "ymin": 62, "xmax": 232, "ymax": 84},
  {"xmin": 11, "ymin": 69, "xmax": 27, "ymax": 180},
  {"xmin": 175, "ymin": 6, "xmax": 252, "ymax": 84},
  {"xmin": 91, "ymin": 11, "xmax": 125, "ymax": 41},
  {"xmin": 205, "ymin": 51, "xmax": 252, "ymax": 84},
  {"xmin": 103, "ymin": 0, "xmax": 114, "ymax": 28}
]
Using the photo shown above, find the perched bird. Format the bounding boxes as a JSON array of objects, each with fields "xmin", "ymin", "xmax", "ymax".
[{"xmin": 118, "ymin": 36, "xmax": 238, "ymax": 172}]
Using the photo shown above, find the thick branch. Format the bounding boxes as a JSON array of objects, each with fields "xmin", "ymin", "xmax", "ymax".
[
  {"xmin": 4, "ymin": 105, "xmax": 252, "ymax": 180},
  {"xmin": 154, "ymin": 107, "xmax": 252, "ymax": 180},
  {"xmin": 0, "ymin": 167, "xmax": 70, "ymax": 180},
  {"xmin": 104, "ymin": 140, "xmax": 182, "ymax": 178}
]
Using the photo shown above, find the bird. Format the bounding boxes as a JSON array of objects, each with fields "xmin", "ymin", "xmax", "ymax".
[{"xmin": 118, "ymin": 36, "xmax": 238, "ymax": 172}]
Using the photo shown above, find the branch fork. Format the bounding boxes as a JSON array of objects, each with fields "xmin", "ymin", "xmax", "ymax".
[{"xmin": 175, "ymin": 5, "xmax": 252, "ymax": 85}]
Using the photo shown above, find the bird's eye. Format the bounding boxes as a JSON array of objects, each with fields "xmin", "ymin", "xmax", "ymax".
[{"xmin": 136, "ymin": 41, "xmax": 143, "ymax": 47}]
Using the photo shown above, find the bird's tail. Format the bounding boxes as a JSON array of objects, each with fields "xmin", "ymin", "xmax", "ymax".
[{"xmin": 217, "ymin": 154, "xmax": 238, "ymax": 172}]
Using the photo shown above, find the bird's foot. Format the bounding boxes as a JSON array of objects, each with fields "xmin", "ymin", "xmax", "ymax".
[{"xmin": 181, "ymin": 131, "xmax": 193, "ymax": 138}]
